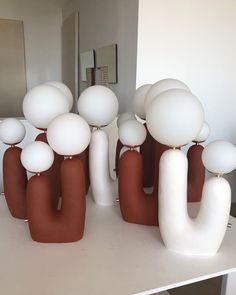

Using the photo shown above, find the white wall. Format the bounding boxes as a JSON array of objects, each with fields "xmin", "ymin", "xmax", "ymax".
[
  {"xmin": 63, "ymin": 0, "xmax": 138, "ymax": 112},
  {"xmin": 0, "ymin": 0, "xmax": 62, "ymax": 90}
]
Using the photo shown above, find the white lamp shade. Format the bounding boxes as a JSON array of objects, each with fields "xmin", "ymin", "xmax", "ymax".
[
  {"xmin": 21, "ymin": 141, "xmax": 54, "ymax": 173},
  {"xmin": 23, "ymin": 84, "xmax": 70, "ymax": 129},
  {"xmin": 132, "ymin": 84, "xmax": 152, "ymax": 119},
  {"xmin": 145, "ymin": 78, "xmax": 190, "ymax": 111},
  {"xmin": 146, "ymin": 89, "xmax": 204, "ymax": 147},
  {"xmin": 202, "ymin": 140, "xmax": 236, "ymax": 175},
  {"xmin": 118, "ymin": 120, "xmax": 147, "ymax": 147},
  {"xmin": 47, "ymin": 113, "xmax": 91, "ymax": 156},
  {"xmin": 77, "ymin": 85, "xmax": 119, "ymax": 126},
  {"xmin": 117, "ymin": 112, "xmax": 136, "ymax": 127},
  {"xmin": 46, "ymin": 81, "xmax": 73, "ymax": 110},
  {"xmin": 194, "ymin": 121, "xmax": 210, "ymax": 143},
  {"xmin": 0, "ymin": 118, "xmax": 26, "ymax": 145}
]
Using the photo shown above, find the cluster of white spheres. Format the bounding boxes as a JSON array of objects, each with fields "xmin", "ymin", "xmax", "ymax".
[
  {"xmin": 77, "ymin": 85, "xmax": 119, "ymax": 127},
  {"xmin": 146, "ymin": 89, "xmax": 204, "ymax": 147},
  {"xmin": 119, "ymin": 120, "xmax": 147, "ymax": 147},
  {"xmin": 193, "ymin": 121, "xmax": 210, "ymax": 143},
  {"xmin": 0, "ymin": 118, "xmax": 26, "ymax": 145},
  {"xmin": 117, "ymin": 112, "xmax": 136, "ymax": 128},
  {"xmin": 202, "ymin": 140, "xmax": 236, "ymax": 175},
  {"xmin": 21, "ymin": 141, "xmax": 54, "ymax": 173},
  {"xmin": 47, "ymin": 113, "xmax": 91, "ymax": 156},
  {"xmin": 132, "ymin": 84, "xmax": 152, "ymax": 119},
  {"xmin": 46, "ymin": 81, "xmax": 73, "ymax": 110}
]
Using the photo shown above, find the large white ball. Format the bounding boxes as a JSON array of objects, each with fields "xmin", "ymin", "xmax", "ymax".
[
  {"xmin": 118, "ymin": 120, "xmax": 147, "ymax": 147},
  {"xmin": 146, "ymin": 89, "xmax": 204, "ymax": 147},
  {"xmin": 0, "ymin": 118, "xmax": 26, "ymax": 145},
  {"xmin": 77, "ymin": 85, "xmax": 119, "ymax": 126},
  {"xmin": 21, "ymin": 141, "xmax": 54, "ymax": 173},
  {"xmin": 23, "ymin": 84, "xmax": 70, "ymax": 129},
  {"xmin": 145, "ymin": 78, "xmax": 190, "ymax": 111},
  {"xmin": 202, "ymin": 140, "xmax": 236, "ymax": 175},
  {"xmin": 132, "ymin": 84, "xmax": 152, "ymax": 119},
  {"xmin": 46, "ymin": 81, "xmax": 73, "ymax": 110},
  {"xmin": 47, "ymin": 113, "xmax": 91, "ymax": 156},
  {"xmin": 117, "ymin": 112, "xmax": 136, "ymax": 127},
  {"xmin": 193, "ymin": 121, "xmax": 210, "ymax": 143}
]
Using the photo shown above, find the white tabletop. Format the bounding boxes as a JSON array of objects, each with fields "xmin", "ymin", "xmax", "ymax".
[{"xmin": 0, "ymin": 196, "xmax": 236, "ymax": 295}]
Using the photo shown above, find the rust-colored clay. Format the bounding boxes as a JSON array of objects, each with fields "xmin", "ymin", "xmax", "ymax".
[{"xmin": 78, "ymin": 146, "xmax": 90, "ymax": 193}]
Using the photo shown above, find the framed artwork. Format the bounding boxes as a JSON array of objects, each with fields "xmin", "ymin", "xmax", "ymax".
[{"xmin": 80, "ymin": 50, "xmax": 95, "ymax": 82}]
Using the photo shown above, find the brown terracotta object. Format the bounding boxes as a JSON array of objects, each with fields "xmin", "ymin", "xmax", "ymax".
[
  {"xmin": 187, "ymin": 144, "xmax": 205, "ymax": 202},
  {"xmin": 78, "ymin": 146, "xmax": 90, "ymax": 194},
  {"xmin": 27, "ymin": 157, "xmax": 86, "ymax": 243},
  {"xmin": 115, "ymin": 139, "xmax": 123, "ymax": 177},
  {"xmin": 3, "ymin": 146, "xmax": 27, "ymax": 219}
]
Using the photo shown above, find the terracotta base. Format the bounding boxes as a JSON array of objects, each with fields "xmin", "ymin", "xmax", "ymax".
[{"xmin": 78, "ymin": 146, "xmax": 90, "ymax": 194}]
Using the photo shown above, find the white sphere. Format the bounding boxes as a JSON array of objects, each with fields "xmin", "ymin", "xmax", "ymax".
[
  {"xmin": 0, "ymin": 118, "xmax": 26, "ymax": 145},
  {"xmin": 23, "ymin": 84, "xmax": 70, "ymax": 129},
  {"xmin": 77, "ymin": 85, "xmax": 119, "ymax": 126},
  {"xmin": 145, "ymin": 79, "xmax": 190, "ymax": 111},
  {"xmin": 117, "ymin": 112, "xmax": 136, "ymax": 127},
  {"xmin": 21, "ymin": 141, "xmax": 54, "ymax": 173},
  {"xmin": 146, "ymin": 89, "xmax": 204, "ymax": 147},
  {"xmin": 46, "ymin": 81, "xmax": 73, "ymax": 110},
  {"xmin": 47, "ymin": 113, "xmax": 91, "ymax": 156},
  {"xmin": 202, "ymin": 140, "xmax": 236, "ymax": 175},
  {"xmin": 118, "ymin": 120, "xmax": 147, "ymax": 147},
  {"xmin": 132, "ymin": 84, "xmax": 152, "ymax": 119},
  {"xmin": 194, "ymin": 121, "xmax": 210, "ymax": 143}
]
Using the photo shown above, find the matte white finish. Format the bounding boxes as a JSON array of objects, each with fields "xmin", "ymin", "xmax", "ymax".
[
  {"xmin": 117, "ymin": 112, "xmax": 136, "ymax": 127},
  {"xmin": 77, "ymin": 85, "xmax": 119, "ymax": 127},
  {"xmin": 221, "ymin": 272, "xmax": 236, "ymax": 295},
  {"xmin": 146, "ymin": 89, "xmax": 204, "ymax": 147},
  {"xmin": 194, "ymin": 121, "xmax": 210, "ymax": 143},
  {"xmin": 89, "ymin": 129, "xmax": 117, "ymax": 206},
  {"xmin": 0, "ymin": 118, "xmax": 26, "ymax": 145},
  {"xmin": 23, "ymin": 84, "xmax": 70, "ymax": 129},
  {"xmin": 202, "ymin": 140, "xmax": 236, "ymax": 175},
  {"xmin": 133, "ymin": 84, "xmax": 152, "ymax": 119},
  {"xmin": 159, "ymin": 149, "xmax": 231, "ymax": 256},
  {"xmin": 46, "ymin": 81, "xmax": 73, "ymax": 110},
  {"xmin": 145, "ymin": 79, "xmax": 190, "ymax": 111},
  {"xmin": 118, "ymin": 120, "xmax": 146, "ymax": 147},
  {"xmin": 21, "ymin": 141, "xmax": 54, "ymax": 173}
]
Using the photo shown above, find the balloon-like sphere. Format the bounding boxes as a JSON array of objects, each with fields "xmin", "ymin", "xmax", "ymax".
[
  {"xmin": 21, "ymin": 141, "xmax": 54, "ymax": 173},
  {"xmin": 23, "ymin": 84, "xmax": 70, "ymax": 129},
  {"xmin": 0, "ymin": 118, "xmax": 26, "ymax": 145},
  {"xmin": 77, "ymin": 85, "xmax": 119, "ymax": 127},
  {"xmin": 202, "ymin": 140, "xmax": 236, "ymax": 175},
  {"xmin": 194, "ymin": 121, "xmax": 210, "ymax": 143},
  {"xmin": 47, "ymin": 113, "xmax": 91, "ymax": 156},
  {"xmin": 117, "ymin": 112, "xmax": 136, "ymax": 127},
  {"xmin": 145, "ymin": 78, "xmax": 190, "ymax": 111},
  {"xmin": 146, "ymin": 89, "xmax": 204, "ymax": 147},
  {"xmin": 132, "ymin": 84, "xmax": 152, "ymax": 119},
  {"xmin": 119, "ymin": 120, "xmax": 147, "ymax": 147},
  {"xmin": 46, "ymin": 81, "xmax": 73, "ymax": 110}
]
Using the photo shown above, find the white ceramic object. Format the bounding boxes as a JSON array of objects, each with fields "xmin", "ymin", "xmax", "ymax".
[
  {"xmin": 118, "ymin": 120, "xmax": 146, "ymax": 147},
  {"xmin": 47, "ymin": 113, "xmax": 91, "ymax": 156},
  {"xmin": 23, "ymin": 84, "xmax": 70, "ymax": 129},
  {"xmin": 146, "ymin": 89, "xmax": 204, "ymax": 147},
  {"xmin": 194, "ymin": 121, "xmax": 210, "ymax": 143},
  {"xmin": 117, "ymin": 112, "xmax": 136, "ymax": 127},
  {"xmin": 77, "ymin": 85, "xmax": 119, "ymax": 127},
  {"xmin": 158, "ymin": 149, "xmax": 231, "ymax": 256},
  {"xmin": 21, "ymin": 141, "xmax": 54, "ymax": 173},
  {"xmin": 0, "ymin": 118, "xmax": 26, "ymax": 145},
  {"xmin": 202, "ymin": 140, "xmax": 236, "ymax": 175},
  {"xmin": 89, "ymin": 129, "xmax": 117, "ymax": 206},
  {"xmin": 46, "ymin": 81, "xmax": 73, "ymax": 110},
  {"xmin": 132, "ymin": 84, "xmax": 152, "ymax": 119},
  {"xmin": 145, "ymin": 78, "xmax": 190, "ymax": 111}
]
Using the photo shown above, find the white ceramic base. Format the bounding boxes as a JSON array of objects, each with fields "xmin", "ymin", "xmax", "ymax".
[{"xmin": 159, "ymin": 149, "xmax": 231, "ymax": 256}]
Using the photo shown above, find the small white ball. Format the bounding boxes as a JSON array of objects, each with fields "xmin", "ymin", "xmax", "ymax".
[
  {"xmin": 194, "ymin": 121, "xmax": 210, "ymax": 143},
  {"xmin": 23, "ymin": 84, "xmax": 70, "ymax": 129},
  {"xmin": 0, "ymin": 118, "xmax": 26, "ymax": 145},
  {"xmin": 132, "ymin": 84, "xmax": 152, "ymax": 119},
  {"xmin": 46, "ymin": 81, "xmax": 73, "ymax": 110},
  {"xmin": 117, "ymin": 112, "xmax": 136, "ymax": 127},
  {"xmin": 145, "ymin": 79, "xmax": 190, "ymax": 111},
  {"xmin": 146, "ymin": 89, "xmax": 204, "ymax": 147},
  {"xmin": 118, "ymin": 120, "xmax": 147, "ymax": 147},
  {"xmin": 77, "ymin": 85, "xmax": 119, "ymax": 126},
  {"xmin": 202, "ymin": 140, "xmax": 236, "ymax": 175},
  {"xmin": 21, "ymin": 141, "xmax": 54, "ymax": 173},
  {"xmin": 47, "ymin": 113, "xmax": 91, "ymax": 156}
]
